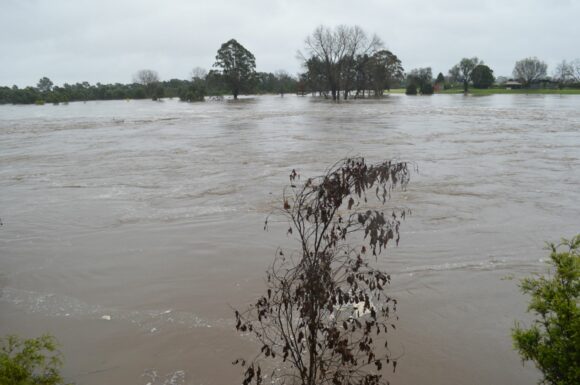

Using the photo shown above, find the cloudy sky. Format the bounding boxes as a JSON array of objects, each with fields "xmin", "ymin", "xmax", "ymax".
[{"xmin": 1, "ymin": 0, "xmax": 578, "ymax": 87}]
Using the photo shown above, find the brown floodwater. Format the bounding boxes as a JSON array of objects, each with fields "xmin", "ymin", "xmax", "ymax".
[{"xmin": 0, "ymin": 94, "xmax": 579, "ymax": 385}]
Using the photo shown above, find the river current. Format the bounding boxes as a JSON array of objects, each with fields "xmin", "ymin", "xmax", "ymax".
[{"xmin": 1, "ymin": 94, "xmax": 579, "ymax": 385}]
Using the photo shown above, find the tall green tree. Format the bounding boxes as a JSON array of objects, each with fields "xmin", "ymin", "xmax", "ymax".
[
  {"xmin": 512, "ymin": 235, "xmax": 580, "ymax": 385},
  {"xmin": 369, "ymin": 50, "xmax": 404, "ymax": 95},
  {"xmin": 471, "ymin": 64, "xmax": 495, "ymax": 89},
  {"xmin": 213, "ymin": 39, "xmax": 257, "ymax": 99}
]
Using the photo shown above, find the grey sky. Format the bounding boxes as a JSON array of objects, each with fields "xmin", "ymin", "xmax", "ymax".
[{"xmin": 1, "ymin": 0, "xmax": 578, "ymax": 87}]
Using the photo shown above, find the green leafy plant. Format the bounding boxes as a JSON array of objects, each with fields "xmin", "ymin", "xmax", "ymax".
[
  {"xmin": 512, "ymin": 235, "xmax": 580, "ymax": 385},
  {"xmin": 0, "ymin": 334, "xmax": 67, "ymax": 385}
]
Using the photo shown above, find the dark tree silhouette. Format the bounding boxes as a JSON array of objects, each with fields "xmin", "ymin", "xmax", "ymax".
[
  {"xmin": 471, "ymin": 64, "xmax": 495, "ymax": 89},
  {"xmin": 36, "ymin": 77, "xmax": 54, "ymax": 93},
  {"xmin": 214, "ymin": 39, "xmax": 257, "ymax": 99},
  {"xmin": 234, "ymin": 157, "xmax": 413, "ymax": 385}
]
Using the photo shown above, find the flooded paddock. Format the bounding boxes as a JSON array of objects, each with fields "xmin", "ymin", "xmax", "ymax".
[{"xmin": 1, "ymin": 94, "xmax": 579, "ymax": 385}]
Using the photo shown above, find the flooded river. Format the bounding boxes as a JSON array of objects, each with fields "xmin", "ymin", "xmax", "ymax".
[{"xmin": 1, "ymin": 94, "xmax": 579, "ymax": 385}]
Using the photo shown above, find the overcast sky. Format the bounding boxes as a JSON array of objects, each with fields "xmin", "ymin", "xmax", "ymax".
[{"xmin": 1, "ymin": 0, "xmax": 579, "ymax": 87}]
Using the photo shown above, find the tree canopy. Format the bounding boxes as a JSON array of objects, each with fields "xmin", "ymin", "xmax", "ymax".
[
  {"xmin": 36, "ymin": 77, "xmax": 54, "ymax": 93},
  {"xmin": 213, "ymin": 39, "xmax": 257, "ymax": 99},
  {"xmin": 471, "ymin": 64, "xmax": 495, "ymax": 89},
  {"xmin": 367, "ymin": 50, "xmax": 404, "ymax": 95}
]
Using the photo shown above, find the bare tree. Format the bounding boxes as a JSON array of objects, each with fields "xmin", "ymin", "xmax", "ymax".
[
  {"xmin": 191, "ymin": 67, "xmax": 208, "ymax": 81},
  {"xmin": 513, "ymin": 57, "xmax": 547, "ymax": 87},
  {"xmin": 301, "ymin": 25, "xmax": 383, "ymax": 100},
  {"xmin": 133, "ymin": 69, "xmax": 159, "ymax": 86},
  {"xmin": 553, "ymin": 59, "xmax": 580, "ymax": 85},
  {"xmin": 234, "ymin": 158, "xmax": 412, "ymax": 385},
  {"xmin": 133, "ymin": 69, "xmax": 161, "ymax": 100},
  {"xmin": 572, "ymin": 59, "xmax": 580, "ymax": 82}
]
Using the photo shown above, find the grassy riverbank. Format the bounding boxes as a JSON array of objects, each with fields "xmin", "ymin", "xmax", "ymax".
[
  {"xmin": 439, "ymin": 88, "xmax": 580, "ymax": 95},
  {"xmin": 385, "ymin": 88, "xmax": 580, "ymax": 95}
]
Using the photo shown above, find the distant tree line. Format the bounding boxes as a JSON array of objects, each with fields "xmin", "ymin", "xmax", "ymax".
[
  {"xmin": 0, "ymin": 67, "xmax": 299, "ymax": 105},
  {"xmin": 2, "ymin": 25, "xmax": 580, "ymax": 104},
  {"xmin": 402, "ymin": 56, "xmax": 580, "ymax": 95},
  {"xmin": 443, "ymin": 56, "xmax": 580, "ymax": 92}
]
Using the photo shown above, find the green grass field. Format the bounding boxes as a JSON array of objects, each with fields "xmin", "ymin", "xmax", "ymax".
[
  {"xmin": 439, "ymin": 88, "xmax": 580, "ymax": 95},
  {"xmin": 386, "ymin": 88, "xmax": 580, "ymax": 95}
]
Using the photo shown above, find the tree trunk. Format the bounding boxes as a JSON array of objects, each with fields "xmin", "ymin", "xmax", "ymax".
[{"xmin": 463, "ymin": 80, "xmax": 468, "ymax": 93}]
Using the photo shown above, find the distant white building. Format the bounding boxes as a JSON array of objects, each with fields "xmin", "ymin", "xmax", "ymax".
[{"xmin": 504, "ymin": 80, "xmax": 522, "ymax": 89}]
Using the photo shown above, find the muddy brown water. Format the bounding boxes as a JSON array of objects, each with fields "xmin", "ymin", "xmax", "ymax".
[{"xmin": 1, "ymin": 94, "xmax": 579, "ymax": 385}]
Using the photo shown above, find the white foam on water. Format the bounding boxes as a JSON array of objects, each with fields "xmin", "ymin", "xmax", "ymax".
[
  {"xmin": 0, "ymin": 287, "xmax": 211, "ymax": 329},
  {"xmin": 142, "ymin": 369, "xmax": 187, "ymax": 385},
  {"xmin": 397, "ymin": 256, "xmax": 547, "ymax": 275}
]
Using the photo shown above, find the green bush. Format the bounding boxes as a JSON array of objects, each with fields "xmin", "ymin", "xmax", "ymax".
[
  {"xmin": 512, "ymin": 235, "xmax": 580, "ymax": 385},
  {"xmin": 0, "ymin": 334, "xmax": 67, "ymax": 385},
  {"xmin": 405, "ymin": 83, "xmax": 417, "ymax": 95},
  {"xmin": 420, "ymin": 83, "xmax": 434, "ymax": 95},
  {"xmin": 178, "ymin": 80, "xmax": 206, "ymax": 102}
]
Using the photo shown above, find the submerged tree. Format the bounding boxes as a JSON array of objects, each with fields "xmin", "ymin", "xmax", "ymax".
[
  {"xmin": 301, "ymin": 25, "xmax": 383, "ymax": 100},
  {"xmin": 133, "ymin": 69, "xmax": 162, "ymax": 100},
  {"xmin": 179, "ymin": 68, "xmax": 207, "ymax": 102},
  {"xmin": 367, "ymin": 50, "xmax": 404, "ymax": 96},
  {"xmin": 234, "ymin": 157, "xmax": 412, "ymax": 385}
]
